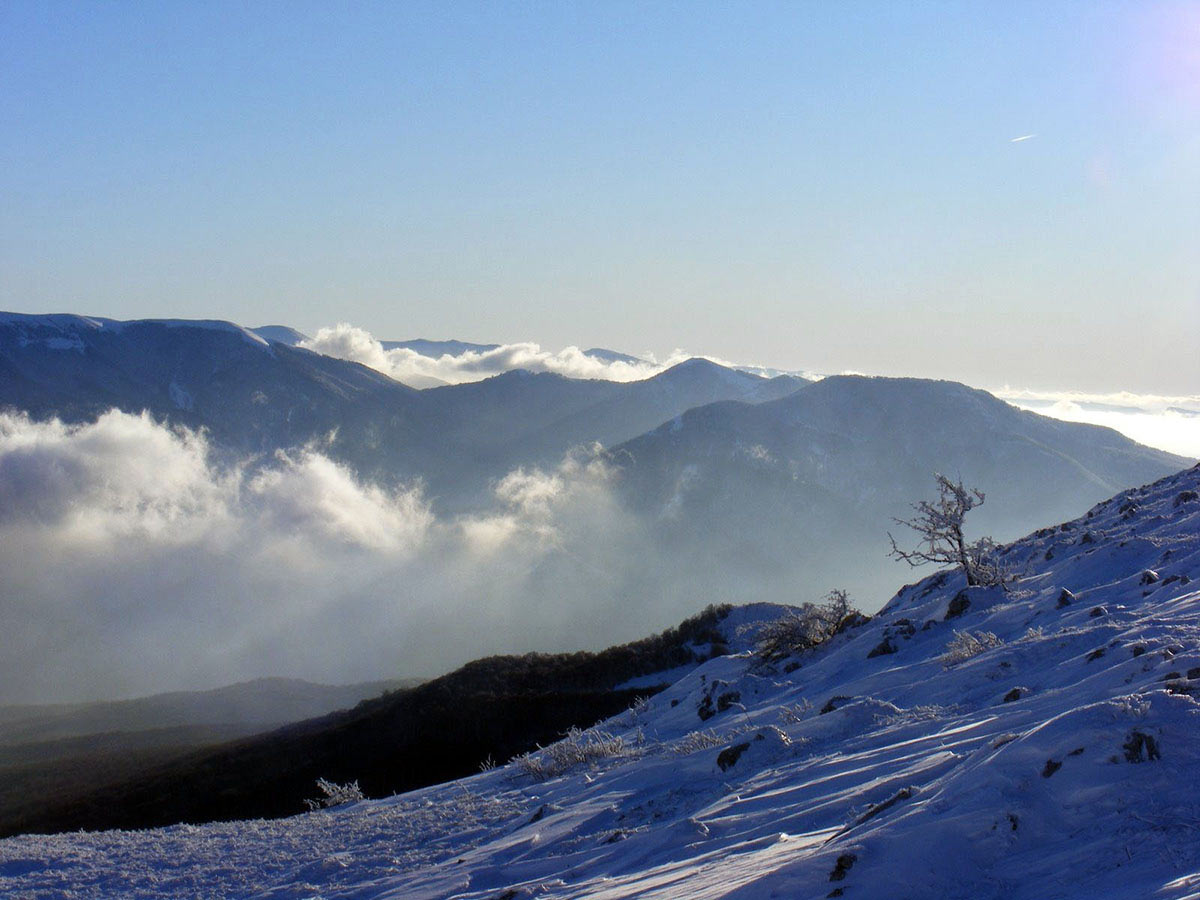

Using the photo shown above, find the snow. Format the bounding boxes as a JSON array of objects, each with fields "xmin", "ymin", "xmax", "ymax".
[
  {"xmin": 0, "ymin": 312, "xmax": 270, "ymax": 349},
  {"xmin": 2, "ymin": 465, "xmax": 1199, "ymax": 899}
]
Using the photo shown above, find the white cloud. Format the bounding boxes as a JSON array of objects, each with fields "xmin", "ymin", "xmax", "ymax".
[
  {"xmin": 298, "ymin": 322, "xmax": 814, "ymax": 387},
  {"xmin": 996, "ymin": 387, "xmax": 1200, "ymax": 459},
  {"xmin": 300, "ymin": 323, "xmax": 670, "ymax": 386},
  {"xmin": 0, "ymin": 412, "xmax": 669, "ymax": 703}
]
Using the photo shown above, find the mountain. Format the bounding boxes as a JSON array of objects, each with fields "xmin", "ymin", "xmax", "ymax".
[
  {"xmin": 250, "ymin": 325, "xmax": 309, "ymax": 346},
  {"xmin": 581, "ymin": 347, "xmax": 648, "ymax": 365},
  {"xmin": 0, "ymin": 313, "xmax": 805, "ymax": 505},
  {"xmin": 417, "ymin": 358, "xmax": 807, "ymax": 502},
  {"xmin": 380, "ymin": 338, "xmax": 500, "ymax": 356},
  {"xmin": 2, "ymin": 311, "xmax": 1190, "ymax": 608},
  {"xmin": 0, "ymin": 312, "xmax": 435, "ymax": 478},
  {"xmin": 513, "ymin": 357, "xmax": 805, "ymax": 458},
  {"xmin": 381, "ymin": 338, "xmax": 646, "ymax": 368},
  {"xmin": 3, "ymin": 464, "xmax": 1197, "ymax": 897},
  {"xmin": 0, "ymin": 605, "xmax": 754, "ymax": 836},
  {"xmin": 610, "ymin": 375, "xmax": 1191, "ymax": 605}
]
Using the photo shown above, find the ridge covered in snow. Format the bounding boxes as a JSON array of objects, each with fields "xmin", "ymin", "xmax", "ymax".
[
  {"xmin": 0, "ymin": 311, "xmax": 270, "ymax": 349},
  {"xmin": 2, "ymin": 465, "xmax": 1198, "ymax": 898}
]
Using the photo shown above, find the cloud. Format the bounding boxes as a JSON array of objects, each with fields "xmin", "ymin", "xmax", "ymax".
[
  {"xmin": 298, "ymin": 322, "xmax": 820, "ymax": 388},
  {"xmin": 300, "ymin": 323, "xmax": 670, "ymax": 387},
  {"xmin": 995, "ymin": 387, "xmax": 1200, "ymax": 459},
  {"xmin": 0, "ymin": 411, "xmax": 679, "ymax": 704},
  {"xmin": 1009, "ymin": 134, "xmax": 1037, "ymax": 142}
]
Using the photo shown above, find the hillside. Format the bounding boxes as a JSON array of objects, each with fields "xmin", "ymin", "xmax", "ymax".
[
  {"xmin": 1, "ymin": 464, "xmax": 1197, "ymax": 897},
  {"xmin": 0, "ymin": 605, "xmax": 756, "ymax": 837}
]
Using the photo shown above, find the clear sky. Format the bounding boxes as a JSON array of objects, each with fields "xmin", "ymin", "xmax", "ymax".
[{"xmin": 2, "ymin": 1, "xmax": 1197, "ymax": 393}]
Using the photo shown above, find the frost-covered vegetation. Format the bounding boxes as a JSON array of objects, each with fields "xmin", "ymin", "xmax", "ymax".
[
  {"xmin": 940, "ymin": 629, "xmax": 1005, "ymax": 665},
  {"xmin": 303, "ymin": 778, "xmax": 364, "ymax": 811},
  {"xmin": 889, "ymin": 474, "xmax": 1009, "ymax": 587},
  {"xmin": 751, "ymin": 589, "xmax": 858, "ymax": 662},
  {"xmin": 512, "ymin": 726, "xmax": 629, "ymax": 780}
]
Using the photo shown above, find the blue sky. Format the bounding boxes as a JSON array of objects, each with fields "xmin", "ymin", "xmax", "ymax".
[{"xmin": 2, "ymin": 1, "xmax": 1197, "ymax": 392}]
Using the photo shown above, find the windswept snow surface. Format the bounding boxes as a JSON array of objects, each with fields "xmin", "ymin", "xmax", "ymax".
[{"xmin": 4, "ymin": 466, "xmax": 1200, "ymax": 899}]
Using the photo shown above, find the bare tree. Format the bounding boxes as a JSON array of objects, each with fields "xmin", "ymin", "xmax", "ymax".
[{"xmin": 888, "ymin": 474, "xmax": 1003, "ymax": 587}]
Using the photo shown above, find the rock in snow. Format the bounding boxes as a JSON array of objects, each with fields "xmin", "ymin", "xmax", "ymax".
[{"xmin": 2, "ymin": 464, "xmax": 1199, "ymax": 899}]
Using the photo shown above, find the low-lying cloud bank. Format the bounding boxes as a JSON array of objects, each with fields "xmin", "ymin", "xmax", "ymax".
[
  {"xmin": 996, "ymin": 387, "xmax": 1200, "ymax": 459},
  {"xmin": 298, "ymin": 322, "xmax": 811, "ymax": 388},
  {"xmin": 300, "ymin": 323, "xmax": 671, "ymax": 386},
  {"xmin": 0, "ymin": 410, "xmax": 675, "ymax": 704}
]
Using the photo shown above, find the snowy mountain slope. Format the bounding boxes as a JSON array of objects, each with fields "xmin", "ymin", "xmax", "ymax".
[
  {"xmin": 251, "ymin": 326, "xmax": 310, "ymax": 346},
  {"xmin": 3, "ymin": 465, "xmax": 1198, "ymax": 899}
]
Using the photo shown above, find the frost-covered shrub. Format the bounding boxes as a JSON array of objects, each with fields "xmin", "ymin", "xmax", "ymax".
[
  {"xmin": 941, "ymin": 630, "xmax": 1004, "ymax": 666},
  {"xmin": 874, "ymin": 704, "xmax": 957, "ymax": 727},
  {"xmin": 753, "ymin": 590, "xmax": 856, "ymax": 662},
  {"xmin": 671, "ymin": 729, "xmax": 726, "ymax": 756},
  {"xmin": 304, "ymin": 777, "xmax": 364, "ymax": 810},
  {"xmin": 778, "ymin": 700, "xmax": 812, "ymax": 724},
  {"xmin": 513, "ymin": 726, "xmax": 626, "ymax": 780},
  {"xmin": 622, "ymin": 695, "xmax": 652, "ymax": 726}
]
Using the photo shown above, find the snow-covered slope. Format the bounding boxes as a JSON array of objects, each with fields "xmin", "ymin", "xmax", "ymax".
[{"xmin": 3, "ymin": 465, "xmax": 1198, "ymax": 898}]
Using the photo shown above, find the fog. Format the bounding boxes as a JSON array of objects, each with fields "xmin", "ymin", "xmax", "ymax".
[
  {"xmin": 0, "ymin": 410, "xmax": 686, "ymax": 704},
  {"xmin": 996, "ymin": 388, "xmax": 1200, "ymax": 460}
]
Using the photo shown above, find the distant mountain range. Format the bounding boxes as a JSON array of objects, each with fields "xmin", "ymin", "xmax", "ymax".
[
  {"xmin": 0, "ymin": 676, "xmax": 410, "ymax": 839},
  {"xmin": 0, "ymin": 676, "xmax": 408, "ymax": 747},
  {"xmin": 0, "ymin": 310, "xmax": 1190, "ymax": 602},
  {"xmin": 249, "ymin": 325, "xmax": 650, "ymax": 369},
  {"xmin": 0, "ymin": 606, "xmax": 739, "ymax": 836},
  {"xmin": 0, "ymin": 313, "xmax": 805, "ymax": 505}
]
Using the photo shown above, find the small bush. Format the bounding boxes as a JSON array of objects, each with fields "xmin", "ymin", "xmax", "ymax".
[
  {"xmin": 622, "ymin": 694, "xmax": 652, "ymax": 726},
  {"xmin": 304, "ymin": 777, "xmax": 364, "ymax": 811},
  {"xmin": 778, "ymin": 700, "xmax": 812, "ymax": 724},
  {"xmin": 671, "ymin": 729, "xmax": 726, "ymax": 756},
  {"xmin": 754, "ymin": 590, "xmax": 856, "ymax": 663},
  {"xmin": 513, "ymin": 726, "xmax": 626, "ymax": 780},
  {"xmin": 874, "ymin": 704, "xmax": 956, "ymax": 727},
  {"xmin": 941, "ymin": 630, "xmax": 1004, "ymax": 666}
]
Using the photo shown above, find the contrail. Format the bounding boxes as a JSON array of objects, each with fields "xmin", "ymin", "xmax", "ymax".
[{"xmin": 1010, "ymin": 134, "xmax": 1037, "ymax": 143}]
